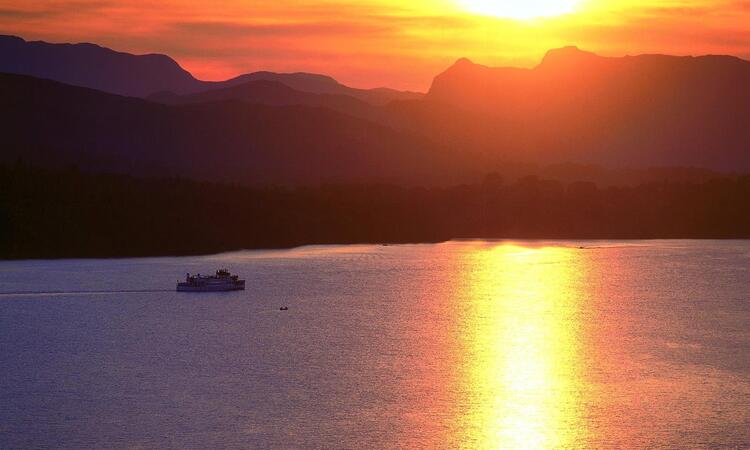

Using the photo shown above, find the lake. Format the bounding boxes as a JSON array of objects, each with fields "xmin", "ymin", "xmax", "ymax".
[{"xmin": 1, "ymin": 240, "xmax": 749, "ymax": 448}]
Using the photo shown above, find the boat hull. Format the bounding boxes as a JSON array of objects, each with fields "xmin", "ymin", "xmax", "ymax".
[{"xmin": 176, "ymin": 280, "xmax": 245, "ymax": 292}]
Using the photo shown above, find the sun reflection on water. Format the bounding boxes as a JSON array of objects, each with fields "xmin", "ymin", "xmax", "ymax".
[{"xmin": 456, "ymin": 244, "xmax": 589, "ymax": 448}]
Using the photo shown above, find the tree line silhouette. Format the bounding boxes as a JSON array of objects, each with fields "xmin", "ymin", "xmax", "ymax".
[{"xmin": 1, "ymin": 163, "xmax": 749, "ymax": 259}]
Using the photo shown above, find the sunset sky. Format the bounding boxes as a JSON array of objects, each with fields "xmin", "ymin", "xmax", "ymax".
[{"xmin": 1, "ymin": 0, "xmax": 749, "ymax": 90}]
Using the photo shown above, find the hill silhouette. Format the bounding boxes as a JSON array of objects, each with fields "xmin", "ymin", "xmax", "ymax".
[
  {"xmin": 2, "ymin": 35, "xmax": 750, "ymax": 181},
  {"xmin": 403, "ymin": 47, "xmax": 750, "ymax": 171},
  {"xmin": 147, "ymin": 80, "xmax": 386, "ymax": 123},
  {"xmin": 0, "ymin": 73, "xmax": 462, "ymax": 185},
  {"xmin": 4, "ymin": 37, "xmax": 750, "ymax": 257},
  {"xmin": 0, "ymin": 35, "xmax": 199, "ymax": 97},
  {"xmin": 208, "ymin": 71, "xmax": 423, "ymax": 106},
  {"xmin": 0, "ymin": 35, "xmax": 422, "ymax": 104}
]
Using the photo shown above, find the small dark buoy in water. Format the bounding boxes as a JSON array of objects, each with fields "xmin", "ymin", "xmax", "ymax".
[{"xmin": 280, "ymin": 306, "xmax": 288, "ymax": 311}]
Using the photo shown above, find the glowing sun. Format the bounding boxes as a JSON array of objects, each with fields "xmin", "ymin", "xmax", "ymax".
[{"xmin": 458, "ymin": 0, "xmax": 581, "ymax": 19}]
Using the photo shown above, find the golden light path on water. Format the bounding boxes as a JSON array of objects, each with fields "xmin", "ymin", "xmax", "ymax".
[{"xmin": 455, "ymin": 244, "xmax": 589, "ymax": 448}]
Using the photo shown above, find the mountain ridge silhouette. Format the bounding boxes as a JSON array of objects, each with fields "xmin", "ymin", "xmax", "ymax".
[
  {"xmin": 0, "ymin": 72, "xmax": 462, "ymax": 185},
  {"xmin": 2, "ymin": 34, "xmax": 750, "ymax": 181},
  {"xmin": 399, "ymin": 47, "xmax": 750, "ymax": 171},
  {"xmin": 0, "ymin": 34, "xmax": 422, "ymax": 104}
]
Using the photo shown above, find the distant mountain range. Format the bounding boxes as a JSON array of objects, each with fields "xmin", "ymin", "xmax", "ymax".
[
  {"xmin": 0, "ymin": 73, "xmax": 463, "ymax": 185},
  {"xmin": 147, "ymin": 80, "xmax": 387, "ymax": 124},
  {"xmin": 0, "ymin": 35, "xmax": 422, "ymax": 104},
  {"xmin": 0, "ymin": 35, "xmax": 199, "ymax": 97},
  {"xmin": 208, "ymin": 71, "xmax": 423, "ymax": 106},
  {"xmin": 1, "ymin": 34, "xmax": 749, "ymax": 185},
  {"xmin": 407, "ymin": 46, "xmax": 750, "ymax": 170}
]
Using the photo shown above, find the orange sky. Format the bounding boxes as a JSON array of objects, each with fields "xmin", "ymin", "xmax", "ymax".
[{"xmin": 1, "ymin": 0, "xmax": 749, "ymax": 90}]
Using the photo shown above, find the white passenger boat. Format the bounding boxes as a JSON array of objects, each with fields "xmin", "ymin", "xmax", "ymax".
[{"xmin": 176, "ymin": 269, "xmax": 245, "ymax": 292}]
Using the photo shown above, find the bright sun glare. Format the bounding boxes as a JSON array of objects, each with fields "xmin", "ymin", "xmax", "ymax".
[{"xmin": 458, "ymin": 0, "xmax": 581, "ymax": 19}]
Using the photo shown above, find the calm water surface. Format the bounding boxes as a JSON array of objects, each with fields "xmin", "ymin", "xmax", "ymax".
[{"xmin": 1, "ymin": 240, "xmax": 749, "ymax": 448}]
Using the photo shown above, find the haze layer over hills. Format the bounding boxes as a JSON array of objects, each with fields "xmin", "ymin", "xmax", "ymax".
[
  {"xmin": 2, "ymin": 34, "xmax": 749, "ymax": 186},
  {"xmin": 413, "ymin": 46, "xmax": 750, "ymax": 170}
]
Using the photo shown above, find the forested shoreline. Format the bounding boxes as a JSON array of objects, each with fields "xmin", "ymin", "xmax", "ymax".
[{"xmin": 1, "ymin": 164, "xmax": 749, "ymax": 259}]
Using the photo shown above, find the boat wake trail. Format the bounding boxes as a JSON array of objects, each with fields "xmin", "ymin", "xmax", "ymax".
[{"xmin": 0, "ymin": 289, "xmax": 174, "ymax": 298}]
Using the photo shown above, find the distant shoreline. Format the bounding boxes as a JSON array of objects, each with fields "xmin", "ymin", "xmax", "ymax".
[
  {"xmin": 2, "ymin": 165, "xmax": 749, "ymax": 260},
  {"xmin": 5, "ymin": 237, "xmax": 750, "ymax": 261}
]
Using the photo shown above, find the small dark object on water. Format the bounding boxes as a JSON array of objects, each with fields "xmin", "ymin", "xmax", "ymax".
[{"xmin": 280, "ymin": 306, "xmax": 288, "ymax": 311}]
